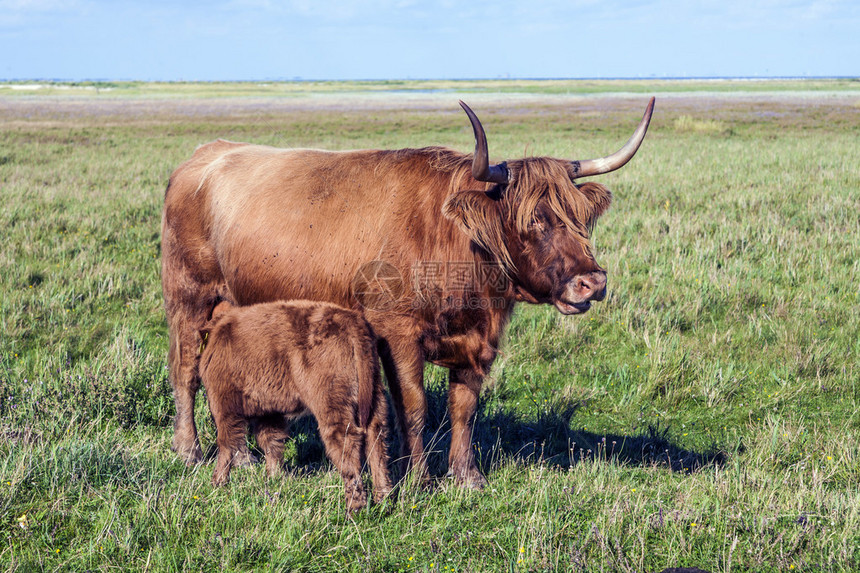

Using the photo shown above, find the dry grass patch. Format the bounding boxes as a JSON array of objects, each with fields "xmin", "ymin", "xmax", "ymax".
[{"xmin": 673, "ymin": 114, "xmax": 732, "ymax": 135}]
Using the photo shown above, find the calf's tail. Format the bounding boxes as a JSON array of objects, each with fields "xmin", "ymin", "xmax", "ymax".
[{"xmin": 354, "ymin": 336, "xmax": 376, "ymax": 429}]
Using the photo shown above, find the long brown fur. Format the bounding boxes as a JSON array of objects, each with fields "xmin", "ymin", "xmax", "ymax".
[
  {"xmin": 198, "ymin": 300, "xmax": 392, "ymax": 513},
  {"xmin": 442, "ymin": 156, "xmax": 612, "ymax": 272},
  {"xmin": 163, "ymin": 139, "xmax": 615, "ymax": 487}
]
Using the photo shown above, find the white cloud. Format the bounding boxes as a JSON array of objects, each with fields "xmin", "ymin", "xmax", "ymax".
[
  {"xmin": 0, "ymin": 0, "xmax": 89, "ymax": 28},
  {"xmin": 0, "ymin": 0, "xmax": 84, "ymax": 11}
]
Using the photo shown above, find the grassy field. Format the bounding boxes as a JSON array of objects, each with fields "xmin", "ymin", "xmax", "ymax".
[{"xmin": 1, "ymin": 80, "xmax": 859, "ymax": 572}]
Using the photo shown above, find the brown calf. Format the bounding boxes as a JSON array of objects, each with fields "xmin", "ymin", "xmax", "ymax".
[{"xmin": 198, "ymin": 300, "xmax": 392, "ymax": 512}]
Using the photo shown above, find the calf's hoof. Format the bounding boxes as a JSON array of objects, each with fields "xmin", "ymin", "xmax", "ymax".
[
  {"xmin": 266, "ymin": 464, "xmax": 285, "ymax": 479},
  {"xmin": 400, "ymin": 465, "xmax": 431, "ymax": 491},
  {"xmin": 231, "ymin": 446, "xmax": 259, "ymax": 467},
  {"xmin": 344, "ymin": 479, "xmax": 368, "ymax": 514},
  {"xmin": 346, "ymin": 499, "xmax": 368, "ymax": 515},
  {"xmin": 372, "ymin": 486, "xmax": 394, "ymax": 504}
]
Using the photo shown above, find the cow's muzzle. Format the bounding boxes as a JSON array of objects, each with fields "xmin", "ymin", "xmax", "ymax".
[{"xmin": 554, "ymin": 271, "xmax": 607, "ymax": 315}]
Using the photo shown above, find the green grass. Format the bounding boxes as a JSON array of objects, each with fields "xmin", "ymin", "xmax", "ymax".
[{"xmin": 1, "ymin": 80, "xmax": 859, "ymax": 571}]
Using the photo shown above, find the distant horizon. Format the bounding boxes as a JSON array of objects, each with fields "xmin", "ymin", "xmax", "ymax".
[{"xmin": 2, "ymin": 75, "xmax": 858, "ymax": 84}]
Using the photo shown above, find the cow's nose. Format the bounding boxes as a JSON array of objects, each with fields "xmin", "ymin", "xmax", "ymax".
[{"xmin": 574, "ymin": 271, "xmax": 607, "ymax": 301}]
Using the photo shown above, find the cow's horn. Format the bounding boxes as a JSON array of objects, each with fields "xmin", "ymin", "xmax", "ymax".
[
  {"xmin": 572, "ymin": 97, "xmax": 655, "ymax": 179},
  {"xmin": 459, "ymin": 101, "xmax": 510, "ymax": 185}
]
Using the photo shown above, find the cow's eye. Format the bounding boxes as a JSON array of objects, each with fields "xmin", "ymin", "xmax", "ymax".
[{"xmin": 530, "ymin": 213, "xmax": 549, "ymax": 232}]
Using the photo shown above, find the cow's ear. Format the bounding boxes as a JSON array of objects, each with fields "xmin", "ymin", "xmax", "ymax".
[
  {"xmin": 442, "ymin": 189, "xmax": 498, "ymax": 241},
  {"xmin": 576, "ymin": 181, "xmax": 612, "ymax": 221},
  {"xmin": 443, "ymin": 190, "xmax": 513, "ymax": 269}
]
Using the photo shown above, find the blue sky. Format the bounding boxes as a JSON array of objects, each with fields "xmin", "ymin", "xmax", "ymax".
[{"xmin": 2, "ymin": 0, "xmax": 858, "ymax": 80}]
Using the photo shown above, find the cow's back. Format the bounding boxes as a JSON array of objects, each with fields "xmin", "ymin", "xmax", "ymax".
[
  {"xmin": 165, "ymin": 141, "xmax": 470, "ymax": 312},
  {"xmin": 162, "ymin": 140, "xmax": 252, "ymax": 295}
]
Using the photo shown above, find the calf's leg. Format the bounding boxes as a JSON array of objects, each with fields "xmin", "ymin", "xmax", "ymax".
[
  {"xmin": 211, "ymin": 406, "xmax": 247, "ymax": 487},
  {"xmin": 254, "ymin": 414, "xmax": 290, "ymax": 478},
  {"xmin": 317, "ymin": 421, "xmax": 368, "ymax": 513}
]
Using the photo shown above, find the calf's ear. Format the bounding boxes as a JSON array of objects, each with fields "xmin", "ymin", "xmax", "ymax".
[
  {"xmin": 443, "ymin": 189, "xmax": 513, "ymax": 270},
  {"xmin": 210, "ymin": 300, "xmax": 234, "ymax": 321}
]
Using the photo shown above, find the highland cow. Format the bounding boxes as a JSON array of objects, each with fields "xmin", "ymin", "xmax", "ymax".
[{"xmin": 164, "ymin": 99, "xmax": 655, "ymax": 487}]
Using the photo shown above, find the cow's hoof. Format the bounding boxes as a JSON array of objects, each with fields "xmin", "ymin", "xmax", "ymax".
[
  {"xmin": 399, "ymin": 462, "xmax": 431, "ymax": 490},
  {"xmin": 172, "ymin": 441, "xmax": 204, "ymax": 466},
  {"xmin": 446, "ymin": 468, "xmax": 487, "ymax": 490}
]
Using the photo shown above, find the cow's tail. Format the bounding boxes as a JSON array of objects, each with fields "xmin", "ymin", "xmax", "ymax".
[{"xmin": 354, "ymin": 329, "xmax": 377, "ymax": 430}]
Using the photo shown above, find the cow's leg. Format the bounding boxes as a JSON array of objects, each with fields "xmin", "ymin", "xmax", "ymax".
[
  {"xmin": 447, "ymin": 368, "xmax": 488, "ymax": 489},
  {"xmin": 162, "ymin": 231, "xmax": 222, "ymax": 465},
  {"xmin": 365, "ymin": 387, "xmax": 393, "ymax": 502},
  {"xmin": 166, "ymin": 310, "xmax": 206, "ymax": 465},
  {"xmin": 163, "ymin": 251, "xmax": 258, "ymax": 466},
  {"xmin": 255, "ymin": 414, "xmax": 289, "ymax": 478},
  {"xmin": 378, "ymin": 337, "xmax": 428, "ymax": 486},
  {"xmin": 168, "ymin": 305, "xmax": 259, "ymax": 466}
]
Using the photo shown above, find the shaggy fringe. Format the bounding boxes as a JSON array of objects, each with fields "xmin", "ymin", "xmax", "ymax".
[{"xmin": 429, "ymin": 149, "xmax": 612, "ymax": 272}]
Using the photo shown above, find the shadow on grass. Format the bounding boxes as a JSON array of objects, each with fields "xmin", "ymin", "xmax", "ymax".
[
  {"xmin": 264, "ymin": 384, "xmax": 728, "ymax": 482},
  {"xmin": 431, "ymin": 384, "xmax": 728, "ymax": 477}
]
